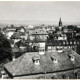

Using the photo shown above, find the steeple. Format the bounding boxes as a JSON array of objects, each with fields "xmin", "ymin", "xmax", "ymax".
[{"xmin": 59, "ymin": 17, "xmax": 62, "ymax": 26}]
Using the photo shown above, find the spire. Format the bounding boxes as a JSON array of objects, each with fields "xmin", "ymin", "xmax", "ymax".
[{"xmin": 59, "ymin": 17, "xmax": 62, "ymax": 26}]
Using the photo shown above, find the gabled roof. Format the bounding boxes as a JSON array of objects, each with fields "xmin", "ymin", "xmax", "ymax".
[
  {"xmin": 5, "ymin": 27, "xmax": 17, "ymax": 31},
  {"xmin": 15, "ymin": 40, "xmax": 29, "ymax": 47},
  {"xmin": 12, "ymin": 46, "xmax": 20, "ymax": 53},
  {"xmin": 4, "ymin": 49, "xmax": 80, "ymax": 77},
  {"xmin": 32, "ymin": 30, "xmax": 48, "ymax": 35},
  {"xmin": 10, "ymin": 32, "xmax": 21, "ymax": 39},
  {"xmin": 16, "ymin": 26, "xmax": 26, "ymax": 31},
  {"xmin": 5, "ymin": 26, "xmax": 25, "ymax": 31}
]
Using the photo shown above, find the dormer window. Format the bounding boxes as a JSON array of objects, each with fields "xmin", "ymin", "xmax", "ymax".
[
  {"xmin": 67, "ymin": 42, "xmax": 68, "ymax": 44},
  {"xmin": 19, "ymin": 46, "xmax": 25, "ymax": 49},
  {"xmin": 68, "ymin": 54, "xmax": 75, "ymax": 61},
  {"xmin": 77, "ymin": 41, "xmax": 79, "ymax": 44},
  {"xmin": 74, "ymin": 42, "xmax": 76, "ymax": 44},
  {"xmin": 53, "ymin": 58, "xmax": 58, "ymax": 63},
  {"xmin": 34, "ymin": 59, "xmax": 40, "ymax": 65},
  {"xmin": 39, "ymin": 48, "xmax": 45, "ymax": 55},
  {"xmin": 32, "ymin": 56, "xmax": 40, "ymax": 65},
  {"xmin": 51, "ymin": 56, "xmax": 58, "ymax": 63},
  {"xmin": 48, "ymin": 46, "xmax": 51, "ymax": 52},
  {"xmin": 69, "ymin": 46, "xmax": 71, "ymax": 49},
  {"xmin": 63, "ymin": 42, "xmax": 65, "ymax": 44},
  {"xmin": 70, "ymin": 41, "xmax": 72, "ymax": 44},
  {"xmin": 11, "ymin": 44, "xmax": 14, "ymax": 47}
]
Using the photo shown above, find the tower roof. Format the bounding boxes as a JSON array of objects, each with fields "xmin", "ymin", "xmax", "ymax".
[{"xmin": 59, "ymin": 17, "xmax": 62, "ymax": 26}]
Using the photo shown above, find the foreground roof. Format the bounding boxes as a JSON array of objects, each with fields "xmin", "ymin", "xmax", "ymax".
[{"xmin": 4, "ymin": 49, "xmax": 80, "ymax": 77}]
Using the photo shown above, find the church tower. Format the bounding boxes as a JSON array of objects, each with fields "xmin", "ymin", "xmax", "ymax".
[{"xmin": 59, "ymin": 17, "xmax": 62, "ymax": 26}]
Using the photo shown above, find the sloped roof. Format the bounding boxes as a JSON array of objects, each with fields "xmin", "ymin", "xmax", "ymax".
[
  {"xmin": 5, "ymin": 26, "xmax": 25, "ymax": 31},
  {"xmin": 32, "ymin": 30, "xmax": 48, "ymax": 35},
  {"xmin": 4, "ymin": 49, "xmax": 80, "ymax": 77},
  {"xmin": 10, "ymin": 32, "xmax": 21, "ymax": 39},
  {"xmin": 12, "ymin": 46, "xmax": 19, "ymax": 53},
  {"xmin": 15, "ymin": 40, "xmax": 29, "ymax": 47}
]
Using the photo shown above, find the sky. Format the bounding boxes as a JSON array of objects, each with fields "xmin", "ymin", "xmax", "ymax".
[{"xmin": 0, "ymin": 1, "xmax": 80, "ymax": 24}]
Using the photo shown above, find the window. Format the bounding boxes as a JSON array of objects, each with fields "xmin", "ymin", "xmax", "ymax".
[
  {"xmin": 39, "ymin": 49, "xmax": 45, "ymax": 55},
  {"xmin": 63, "ymin": 42, "xmax": 65, "ymax": 44},
  {"xmin": 68, "ymin": 54, "xmax": 75, "ymax": 61},
  {"xmin": 74, "ymin": 42, "xmax": 76, "ymax": 44},
  {"xmin": 69, "ymin": 46, "xmax": 71, "ymax": 49},
  {"xmin": 32, "ymin": 56, "xmax": 40, "ymax": 65},
  {"xmin": 48, "ymin": 46, "xmax": 51, "ymax": 49},
  {"xmin": 35, "ymin": 59, "xmax": 40, "ymax": 65},
  {"xmin": 70, "ymin": 41, "xmax": 72, "ymax": 44},
  {"xmin": 53, "ymin": 58, "xmax": 58, "ymax": 63},
  {"xmin": 71, "ymin": 56, "xmax": 75, "ymax": 61},
  {"xmin": 77, "ymin": 42, "xmax": 79, "ymax": 44},
  {"xmin": 67, "ymin": 42, "xmax": 68, "ymax": 44},
  {"xmin": 51, "ymin": 56, "xmax": 58, "ymax": 63}
]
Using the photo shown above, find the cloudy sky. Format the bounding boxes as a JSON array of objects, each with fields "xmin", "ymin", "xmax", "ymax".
[{"xmin": 0, "ymin": 1, "xmax": 80, "ymax": 24}]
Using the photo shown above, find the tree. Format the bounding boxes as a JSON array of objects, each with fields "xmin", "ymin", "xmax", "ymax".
[{"xmin": 0, "ymin": 32, "xmax": 12, "ymax": 62}]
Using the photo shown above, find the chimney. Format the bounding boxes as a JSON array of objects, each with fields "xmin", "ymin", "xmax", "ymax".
[
  {"xmin": 39, "ymin": 43, "xmax": 45, "ymax": 55},
  {"xmin": 12, "ymin": 53, "xmax": 15, "ymax": 61}
]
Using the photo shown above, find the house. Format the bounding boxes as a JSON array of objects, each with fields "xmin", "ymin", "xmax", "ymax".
[
  {"xmin": 17, "ymin": 26, "xmax": 26, "ymax": 33},
  {"xmin": 15, "ymin": 40, "xmax": 28, "ymax": 53},
  {"xmin": 32, "ymin": 29, "xmax": 48, "ymax": 42},
  {"xmin": 3, "ymin": 49, "xmax": 80, "ymax": 79},
  {"xmin": 4, "ymin": 26, "xmax": 26, "ymax": 39},
  {"xmin": 46, "ymin": 39, "xmax": 79, "ymax": 52},
  {"xmin": 63, "ymin": 26, "xmax": 68, "ymax": 33},
  {"xmin": 57, "ymin": 34, "xmax": 67, "ymax": 40},
  {"xmin": 10, "ymin": 32, "xmax": 21, "ymax": 44}
]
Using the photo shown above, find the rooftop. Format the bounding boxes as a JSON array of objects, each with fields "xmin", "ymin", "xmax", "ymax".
[
  {"xmin": 10, "ymin": 32, "xmax": 21, "ymax": 39},
  {"xmin": 4, "ymin": 49, "xmax": 80, "ymax": 77}
]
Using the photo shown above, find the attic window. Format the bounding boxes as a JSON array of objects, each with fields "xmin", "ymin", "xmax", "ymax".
[
  {"xmin": 70, "ymin": 41, "xmax": 72, "ymax": 44},
  {"xmin": 77, "ymin": 42, "xmax": 79, "ymax": 44},
  {"xmin": 32, "ymin": 56, "xmax": 40, "ymax": 65},
  {"xmin": 48, "ymin": 46, "xmax": 52, "ymax": 52},
  {"xmin": 67, "ymin": 42, "xmax": 68, "ymax": 44},
  {"xmin": 39, "ymin": 49, "xmax": 45, "ymax": 52},
  {"xmin": 69, "ymin": 46, "xmax": 71, "ymax": 49},
  {"xmin": 74, "ymin": 42, "xmax": 76, "ymax": 44},
  {"xmin": 68, "ymin": 54, "xmax": 75, "ymax": 61},
  {"xmin": 39, "ymin": 48, "xmax": 45, "ymax": 55},
  {"xmin": 51, "ymin": 56, "xmax": 58, "ymax": 63},
  {"xmin": 63, "ymin": 42, "xmax": 65, "ymax": 44},
  {"xmin": 34, "ymin": 59, "xmax": 40, "ymax": 65}
]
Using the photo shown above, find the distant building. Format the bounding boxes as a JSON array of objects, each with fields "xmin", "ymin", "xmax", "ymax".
[
  {"xmin": 10, "ymin": 32, "xmax": 21, "ymax": 44},
  {"xmin": 59, "ymin": 17, "xmax": 62, "ymax": 27},
  {"xmin": 46, "ymin": 40, "xmax": 79, "ymax": 52},
  {"xmin": 4, "ymin": 26, "xmax": 26, "ymax": 39}
]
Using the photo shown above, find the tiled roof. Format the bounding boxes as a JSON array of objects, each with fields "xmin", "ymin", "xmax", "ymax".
[
  {"xmin": 12, "ymin": 46, "xmax": 19, "ymax": 53},
  {"xmin": 10, "ymin": 32, "xmax": 21, "ymax": 39},
  {"xmin": 32, "ymin": 30, "xmax": 48, "ymax": 35},
  {"xmin": 5, "ymin": 27, "xmax": 25, "ymax": 30},
  {"xmin": 4, "ymin": 49, "xmax": 80, "ymax": 77},
  {"xmin": 15, "ymin": 40, "xmax": 29, "ymax": 47}
]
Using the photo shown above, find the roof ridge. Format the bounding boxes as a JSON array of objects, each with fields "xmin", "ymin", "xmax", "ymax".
[{"xmin": 13, "ymin": 54, "xmax": 25, "ymax": 76}]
